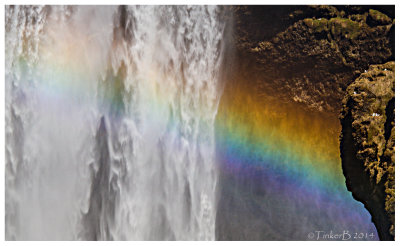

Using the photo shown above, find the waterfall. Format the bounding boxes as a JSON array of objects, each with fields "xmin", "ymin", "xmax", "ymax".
[{"xmin": 5, "ymin": 5, "xmax": 226, "ymax": 240}]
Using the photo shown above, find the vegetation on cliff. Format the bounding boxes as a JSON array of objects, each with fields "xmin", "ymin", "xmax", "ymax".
[
  {"xmin": 234, "ymin": 5, "xmax": 394, "ymax": 113},
  {"xmin": 340, "ymin": 62, "xmax": 395, "ymax": 240}
]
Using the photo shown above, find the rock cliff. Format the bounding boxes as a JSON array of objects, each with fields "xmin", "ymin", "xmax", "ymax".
[
  {"xmin": 229, "ymin": 5, "xmax": 395, "ymax": 240},
  {"xmin": 340, "ymin": 62, "xmax": 395, "ymax": 240},
  {"xmin": 233, "ymin": 5, "xmax": 394, "ymax": 113}
]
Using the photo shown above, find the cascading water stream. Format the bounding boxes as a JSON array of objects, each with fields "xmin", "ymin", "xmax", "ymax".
[{"xmin": 5, "ymin": 5, "xmax": 226, "ymax": 240}]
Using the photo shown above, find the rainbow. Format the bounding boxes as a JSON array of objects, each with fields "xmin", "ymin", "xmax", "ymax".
[
  {"xmin": 215, "ymin": 81, "xmax": 378, "ymax": 239},
  {"xmin": 9, "ymin": 16, "xmax": 378, "ymax": 239}
]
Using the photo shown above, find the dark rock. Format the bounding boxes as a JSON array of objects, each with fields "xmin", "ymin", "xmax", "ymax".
[
  {"xmin": 233, "ymin": 5, "xmax": 394, "ymax": 113},
  {"xmin": 340, "ymin": 62, "xmax": 395, "ymax": 240}
]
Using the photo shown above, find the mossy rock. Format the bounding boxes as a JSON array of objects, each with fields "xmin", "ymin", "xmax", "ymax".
[
  {"xmin": 369, "ymin": 9, "xmax": 392, "ymax": 25},
  {"xmin": 304, "ymin": 17, "xmax": 364, "ymax": 39},
  {"xmin": 329, "ymin": 17, "xmax": 363, "ymax": 39},
  {"xmin": 341, "ymin": 61, "xmax": 395, "ymax": 239},
  {"xmin": 304, "ymin": 18, "xmax": 329, "ymax": 32},
  {"xmin": 350, "ymin": 13, "xmax": 367, "ymax": 23}
]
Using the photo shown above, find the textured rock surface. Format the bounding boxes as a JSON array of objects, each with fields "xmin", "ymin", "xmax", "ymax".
[
  {"xmin": 220, "ymin": 5, "xmax": 395, "ymax": 241},
  {"xmin": 340, "ymin": 62, "xmax": 395, "ymax": 240},
  {"xmin": 233, "ymin": 5, "xmax": 394, "ymax": 113}
]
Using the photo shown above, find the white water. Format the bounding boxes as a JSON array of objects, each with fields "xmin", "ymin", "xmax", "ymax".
[{"xmin": 5, "ymin": 5, "xmax": 226, "ymax": 240}]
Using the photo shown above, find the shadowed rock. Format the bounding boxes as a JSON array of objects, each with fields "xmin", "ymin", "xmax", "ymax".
[{"xmin": 340, "ymin": 62, "xmax": 395, "ymax": 240}]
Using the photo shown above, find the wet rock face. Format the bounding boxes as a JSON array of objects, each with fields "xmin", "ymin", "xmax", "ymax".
[
  {"xmin": 233, "ymin": 5, "xmax": 394, "ymax": 113},
  {"xmin": 340, "ymin": 62, "xmax": 395, "ymax": 240}
]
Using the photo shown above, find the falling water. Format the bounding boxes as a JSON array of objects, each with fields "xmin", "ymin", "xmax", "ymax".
[{"xmin": 5, "ymin": 5, "xmax": 226, "ymax": 240}]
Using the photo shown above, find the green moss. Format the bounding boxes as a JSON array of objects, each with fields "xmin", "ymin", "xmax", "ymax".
[
  {"xmin": 304, "ymin": 17, "xmax": 364, "ymax": 39},
  {"xmin": 329, "ymin": 17, "xmax": 363, "ymax": 39},
  {"xmin": 369, "ymin": 9, "xmax": 392, "ymax": 25},
  {"xmin": 304, "ymin": 18, "xmax": 329, "ymax": 32}
]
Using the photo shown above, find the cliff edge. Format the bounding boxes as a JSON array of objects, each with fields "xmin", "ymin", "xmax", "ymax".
[{"xmin": 340, "ymin": 62, "xmax": 395, "ymax": 240}]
